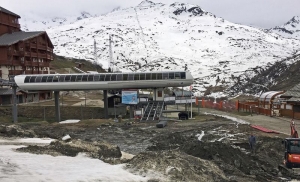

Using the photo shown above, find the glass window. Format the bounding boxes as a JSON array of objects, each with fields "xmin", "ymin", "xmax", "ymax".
[
  {"xmin": 65, "ymin": 75, "xmax": 71, "ymax": 82},
  {"xmin": 163, "ymin": 73, "xmax": 169, "ymax": 79},
  {"xmin": 139, "ymin": 73, "xmax": 145, "ymax": 80},
  {"xmin": 88, "ymin": 75, "xmax": 94, "ymax": 81},
  {"xmin": 128, "ymin": 74, "xmax": 134, "ymax": 80},
  {"xmin": 134, "ymin": 74, "xmax": 139, "ymax": 80},
  {"xmin": 157, "ymin": 73, "xmax": 162, "ymax": 80},
  {"xmin": 146, "ymin": 73, "xmax": 151, "ymax": 80},
  {"xmin": 175, "ymin": 72, "xmax": 181, "ymax": 79},
  {"xmin": 76, "ymin": 75, "xmax": 83, "ymax": 82},
  {"xmin": 29, "ymin": 76, "xmax": 36, "ymax": 82},
  {"xmin": 25, "ymin": 76, "xmax": 30, "ymax": 83},
  {"xmin": 151, "ymin": 73, "xmax": 157, "ymax": 80},
  {"xmin": 35, "ymin": 76, "xmax": 42, "ymax": 82},
  {"xmin": 82, "ymin": 75, "xmax": 88, "ymax": 81},
  {"xmin": 116, "ymin": 74, "xmax": 122, "ymax": 81},
  {"xmin": 104, "ymin": 74, "xmax": 111, "ymax": 81},
  {"xmin": 169, "ymin": 72, "xmax": 175, "ymax": 79},
  {"xmin": 47, "ymin": 76, "xmax": 53, "ymax": 82},
  {"xmin": 41, "ymin": 76, "xmax": 47, "ymax": 82},
  {"xmin": 123, "ymin": 74, "xmax": 128, "ymax": 81},
  {"xmin": 94, "ymin": 75, "xmax": 100, "ymax": 81},
  {"xmin": 71, "ymin": 75, "xmax": 76, "ymax": 82},
  {"xmin": 53, "ymin": 75, "xmax": 59, "ymax": 82},
  {"xmin": 99, "ymin": 75, "xmax": 105, "ymax": 81},
  {"xmin": 59, "ymin": 75, "xmax": 65, "ymax": 82},
  {"xmin": 180, "ymin": 72, "xmax": 186, "ymax": 79},
  {"xmin": 111, "ymin": 74, "xmax": 116, "ymax": 81}
]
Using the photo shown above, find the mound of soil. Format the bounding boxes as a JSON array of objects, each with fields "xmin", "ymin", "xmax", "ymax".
[
  {"xmin": 127, "ymin": 150, "xmax": 229, "ymax": 182},
  {"xmin": 0, "ymin": 125, "xmax": 36, "ymax": 138},
  {"xmin": 17, "ymin": 139, "xmax": 122, "ymax": 163}
]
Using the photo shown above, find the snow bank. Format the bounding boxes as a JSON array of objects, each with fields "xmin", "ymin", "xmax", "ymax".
[
  {"xmin": 59, "ymin": 120, "xmax": 80, "ymax": 124},
  {"xmin": 204, "ymin": 112, "xmax": 249, "ymax": 124}
]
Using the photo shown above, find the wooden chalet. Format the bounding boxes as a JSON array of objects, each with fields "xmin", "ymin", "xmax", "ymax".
[{"xmin": 0, "ymin": 6, "xmax": 54, "ymax": 79}]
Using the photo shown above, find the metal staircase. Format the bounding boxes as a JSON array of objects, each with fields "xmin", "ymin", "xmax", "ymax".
[{"xmin": 140, "ymin": 101, "xmax": 164, "ymax": 121}]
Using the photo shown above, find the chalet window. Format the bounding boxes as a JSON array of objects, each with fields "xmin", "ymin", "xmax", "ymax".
[{"xmin": 58, "ymin": 75, "xmax": 65, "ymax": 82}]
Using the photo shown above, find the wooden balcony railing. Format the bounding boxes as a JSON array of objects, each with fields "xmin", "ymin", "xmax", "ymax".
[
  {"xmin": 39, "ymin": 54, "xmax": 47, "ymax": 59},
  {"xmin": 9, "ymin": 70, "xmax": 24, "ymax": 75},
  {"xmin": 47, "ymin": 47, "xmax": 52, "ymax": 52},
  {"xmin": 31, "ymin": 43, "xmax": 37, "ymax": 48},
  {"xmin": 47, "ymin": 55, "xmax": 54, "ymax": 60},
  {"xmin": 31, "ymin": 52, "xmax": 37, "ymax": 57},
  {"xmin": 38, "ymin": 62, "xmax": 49, "ymax": 67},
  {"xmin": 32, "ymin": 62, "xmax": 39, "ymax": 66},
  {"xmin": 38, "ymin": 45, "xmax": 47, "ymax": 50}
]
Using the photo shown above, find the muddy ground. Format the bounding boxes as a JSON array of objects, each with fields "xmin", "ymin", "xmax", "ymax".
[{"xmin": 0, "ymin": 114, "xmax": 295, "ymax": 182}]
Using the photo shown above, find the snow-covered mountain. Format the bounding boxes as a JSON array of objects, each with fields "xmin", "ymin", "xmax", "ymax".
[
  {"xmin": 21, "ymin": 11, "xmax": 94, "ymax": 31},
  {"xmin": 267, "ymin": 16, "xmax": 300, "ymax": 40},
  {"xmin": 22, "ymin": 0, "xmax": 300, "ymax": 95}
]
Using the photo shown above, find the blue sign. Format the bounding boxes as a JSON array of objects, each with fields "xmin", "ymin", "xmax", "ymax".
[{"xmin": 122, "ymin": 90, "xmax": 138, "ymax": 104}]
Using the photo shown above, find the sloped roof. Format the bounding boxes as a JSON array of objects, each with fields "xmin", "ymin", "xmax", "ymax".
[
  {"xmin": 281, "ymin": 83, "xmax": 300, "ymax": 98},
  {"xmin": 0, "ymin": 31, "xmax": 44, "ymax": 46},
  {"xmin": 0, "ymin": 88, "xmax": 22, "ymax": 95},
  {"xmin": 0, "ymin": 6, "xmax": 20, "ymax": 18}
]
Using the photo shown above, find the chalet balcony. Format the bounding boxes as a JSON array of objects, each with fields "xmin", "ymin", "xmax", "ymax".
[
  {"xmin": 39, "ymin": 62, "xmax": 49, "ymax": 67},
  {"xmin": 0, "ymin": 60, "xmax": 21, "ymax": 66},
  {"xmin": 39, "ymin": 53, "xmax": 47, "ymax": 59},
  {"xmin": 47, "ymin": 54, "xmax": 54, "ymax": 60},
  {"xmin": 47, "ymin": 47, "xmax": 52, "ymax": 52},
  {"xmin": 38, "ymin": 45, "xmax": 47, "ymax": 50},
  {"xmin": 7, "ymin": 50, "xmax": 12, "ymax": 55},
  {"xmin": 25, "ymin": 70, "xmax": 34, "ymax": 74},
  {"xmin": 9, "ymin": 70, "xmax": 24, "ymax": 75},
  {"xmin": 31, "ymin": 44, "xmax": 37, "ymax": 48},
  {"xmin": 24, "ymin": 61, "xmax": 31, "ymax": 66},
  {"xmin": 32, "ymin": 62, "xmax": 39, "ymax": 66},
  {"xmin": 31, "ymin": 52, "xmax": 38, "ymax": 57}
]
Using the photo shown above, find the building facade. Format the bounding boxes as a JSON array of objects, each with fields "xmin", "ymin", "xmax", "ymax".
[{"xmin": 0, "ymin": 6, "xmax": 54, "ymax": 79}]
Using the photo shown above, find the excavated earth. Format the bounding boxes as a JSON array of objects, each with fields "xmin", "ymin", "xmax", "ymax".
[{"xmin": 0, "ymin": 115, "xmax": 296, "ymax": 182}]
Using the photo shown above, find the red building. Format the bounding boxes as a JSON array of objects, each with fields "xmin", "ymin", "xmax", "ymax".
[
  {"xmin": 0, "ymin": 6, "xmax": 54, "ymax": 79},
  {"xmin": 0, "ymin": 6, "xmax": 54, "ymax": 105}
]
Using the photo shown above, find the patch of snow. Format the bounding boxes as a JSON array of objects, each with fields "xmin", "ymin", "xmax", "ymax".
[
  {"xmin": 195, "ymin": 131, "xmax": 205, "ymax": 141},
  {"xmin": 59, "ymin": 119, "xmax": 81, "ymax": 124},
  {"xmin": 62, "ymin": 135, "xmax": 71, "ymax": 141},
  {"xmin": 204, "ymin": 112, "xmax": 249, "ymax": 124},
  {"xmin": 0, "ymin": 138, "xmax": 54, "ymax": 145}
]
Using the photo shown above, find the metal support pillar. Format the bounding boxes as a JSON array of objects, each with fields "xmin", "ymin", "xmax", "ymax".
[
  {"xmin": 104, "ymin": 90, "xmax": 108, "ymax": 119},
  {"xmin": 154, "ymin": 88, "xmax": 157, "ymax": 101},
  {"xmin": 54, "ymin": 91, "xmax": 61, "ymax": 122},
  {"xmin": 12, "ymin": 86, "xmax": 18, "ymax": 123}
]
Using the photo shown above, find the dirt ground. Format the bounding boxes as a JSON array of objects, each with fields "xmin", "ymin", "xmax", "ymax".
[{"xmin": 0, "ymin": 111, "xmax": 296, "ymax": 182}]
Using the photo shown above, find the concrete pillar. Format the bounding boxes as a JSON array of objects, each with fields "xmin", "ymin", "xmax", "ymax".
[
  {"xmin": 154, "ymin": 88, "xmax": 157, "ymax": 101},
  {"xmin": 54, "ymin": 91, "xmax": 61, "ymax": 122},
  {"xmin": 103, "ymin": 90, "xmax": 108, "ymax": 119},
  {"xmin": 12, "ymin": 86, "xmax": 18, "ymax": 123}
]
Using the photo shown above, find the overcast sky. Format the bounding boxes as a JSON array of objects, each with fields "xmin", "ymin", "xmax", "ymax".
[{"xmin": 2, "ymin": 0, "xmax": 300, "ymax": 28}]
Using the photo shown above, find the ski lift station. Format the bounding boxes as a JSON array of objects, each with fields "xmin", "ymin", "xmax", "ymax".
[{"xmin": 13, "ymin": 71, "xmax": 194, "ymax": 122}]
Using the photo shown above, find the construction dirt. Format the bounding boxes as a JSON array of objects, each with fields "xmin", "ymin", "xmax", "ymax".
[{"xmin": 0, "ymin": 114, "xmax": 297, "ymax": 182}]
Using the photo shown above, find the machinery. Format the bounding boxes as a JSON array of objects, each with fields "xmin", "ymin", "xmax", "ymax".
[{"xmin": 282, "ymin": 120, "xmax": 300, "ymax": 168}]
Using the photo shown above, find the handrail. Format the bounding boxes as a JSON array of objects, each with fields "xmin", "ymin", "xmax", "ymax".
[
  {"xmin": 152, "ymin": 102, "xmax": 160, "ymax": 120},
  {"xmin": 140, "ymin": 102, "xmax": 150, "ymax": 122},
  {"xmin": 146, "ymin": 102, "xmax": 154, "ymax": 121}
]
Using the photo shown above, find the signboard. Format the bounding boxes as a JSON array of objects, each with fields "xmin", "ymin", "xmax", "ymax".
[{"xmin": 122, "ymin": 90, "xmax": 138, "ymax": 104}]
